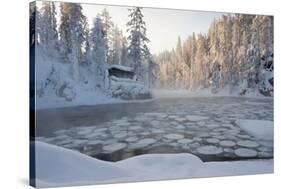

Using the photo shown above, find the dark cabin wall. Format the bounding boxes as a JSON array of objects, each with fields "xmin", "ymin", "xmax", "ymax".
[{"xmin": 108, "ymin": 68, "xmax": 135, "ymax": 79}]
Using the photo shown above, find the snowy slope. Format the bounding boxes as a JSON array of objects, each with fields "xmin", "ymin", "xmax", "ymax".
[
  {"xmin": 35, "ymin": 141, "xmax": 273, "ymax": 188},
  {"xmin": 35, "ymin": 48, "xmax": 120, "ymax": 109}
]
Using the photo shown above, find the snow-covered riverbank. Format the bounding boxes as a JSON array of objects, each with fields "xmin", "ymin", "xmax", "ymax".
[
  {"xmin": 36, "ymin": 88, "xmax": 272, "ymax": 109},
  {"xmin": 34, "ymin": 141, "xmax": 273, "ymax": 188}
]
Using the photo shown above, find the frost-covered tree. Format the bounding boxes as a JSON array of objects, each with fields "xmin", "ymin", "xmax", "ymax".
[
  {"xmin": 111, "ymin": 26, "xmax": 123, "ymax": 65},
  {"xmin": 59, "ymin": 3, "xmax": 72, "ymax": 57},
  {"xmin": 40, "ymin": 1, "xmax": 58, "ymax": 48},
  {"xmin": 189, "ymin": 33, "xmax": 197, "ymax": 89},
  {"xmin": 83, "ymin": 27, "xmax": 92, "ymax": 65},
  {"xmin": 147, "ymin": 53, "xmax": 158, "ymax": 88},
  {"xmin": 90, "ymin": 16, "xmax": 107, "ymax": 89},
  {"xmin": 58, "ymin": 2, "xmax": 87, "ymax": 80},
  {"xmin": 59, "ymin": 2, "xmax": 87, "ymax": 65},
  {"xmin": 100, "ymin": 8, "xmax": 114, "ymax": 64},
  {"xmin": 120, "ymin": 36, "xmax": 128, "ymax": 65},
  {"xmin": 126, "ymin": 7, "xmax": 150, "ymax": 81},
  {"xmin": 175, "ymin": 37, "xmax": 183, "ymax": 88},
  {"xmin": 30, "ymin": 2, "xmax": 41, "ymax": 46},
  {"xmin": 155, "ymin": 13, "xmax": 273, "ymax": 95},
  {"xmin": 211, "ymin": 63, "xmax": 221, "ymax": 93}
]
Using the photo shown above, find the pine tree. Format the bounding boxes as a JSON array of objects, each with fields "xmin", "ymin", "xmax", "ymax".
[
  {"xmin": 111, "ymin": 26, "xmax": 123, "ymax": 65},
  {"xmin": 100, "ymin": 8, "xmax": 114, "ymax": 64},
  {"xmin": 126, "ymin": 7, "xmax": 150, "ymax": 81},
  {"xmin": 90, "ymin": 16, "xmax": 107, "ymax": 89},
  {"xmin": 59, "ymin": 2, "xmax": 86, "ymax": 63},
  {"xmin": 120, "ymin": 36, "xmax": 128, "ymax": 65},
  {"xmin": 59, "ymin": 3, "xmax": 72, "ymax": 57},
  {"xmin": 30, "ymin": 2, "xmax": 41, "ymax": 47},
  {"xmin": 40, "ymin": 1, "xmax": 58, "ymax": 50},
  {"xmin": 175, "ymin": 37, "xmax": 184, "ymax": 88},
  {"xmin": 58, "ymin": 2, "xmax": 87, "ymax": 80}
]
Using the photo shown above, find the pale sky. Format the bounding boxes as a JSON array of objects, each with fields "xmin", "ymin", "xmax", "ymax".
[
  {"xmin": 38, "ymin": 1, "xmax": 223, "ymax": 54},
  {"xmin": 82, "ymin": 3, "xmax": 223, "ymax": 54}
]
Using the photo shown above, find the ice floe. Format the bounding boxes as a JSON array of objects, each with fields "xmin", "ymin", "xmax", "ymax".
[
  {"xmin": 219, "ymin": 140, "xmax": 236, "ymax": 147},
  {"xmin": 234, "ymin": 148, "xmax": 258, "ymax": 157},
  {"xmin": 102, "ymin": 143, "xmax": 127, "ymax": 152},
  {"xmin": 237, "ymin": 140, "xmax": 260, "ymax": 148},
  {"xmin": 197, "ymin": 145, "xmax": 223, "ymax": 155},
  {"xmin": 185, "ymin": 115, "xmax": 209, "ymax": 121},
  {"xmin": 164, "ymin": 134, "xmax": 184, "ymax": 140}
]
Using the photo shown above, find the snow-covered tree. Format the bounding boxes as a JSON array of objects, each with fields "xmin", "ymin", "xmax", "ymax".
[
  {"xmin": 111, "ymin": 26, "xmax": 123, "ymax": 65},
  {"xmin": 175, "ymin": 37, "xmax": 183, "ymax": 88},
  {"xmin": 120, "ymin": 36, "xmax": 128, "ymax": 65},
  {"xmin": 59, "ymin": 2, "xmax": 87, "ymax": 64},
  {"xmin": 211, "ymin": 63, "xmax": 221, "ymax": 93},
  {"xmin": 30, "ymin": 2, "xmax": 40, "ymax": 47},
  {"xmin": 90, "ymin": 16, "xmax": 107, "ymax": 89},
  {"xmin": 147, "ymin": 53, "xmax": 159, "ymax": 88},
  {"xmin": 100, "ymin": 8, "xmax": 114, "ymax": 64},
  {"xmin": 40, "ymin": 1, "xmax": 58, "ymax": 48},
  {"xmin": 155, "ymin": 13, "xmax": 273, "ymax": 96},
  {"xmin": 59, "ymin": 3, "xmax": 72, "ymax": 57},
  {"xmin": 126, "ymin": 7, "xmax": 150, "ymax": 81}
]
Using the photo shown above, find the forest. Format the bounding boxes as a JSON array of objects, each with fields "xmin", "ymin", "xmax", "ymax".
[
  {"xmin": 30, "ymin": 1, "xmax": 274, "ymax": 107},
  {"xmin": 155, "ymin": 14, "xmax": 273, "ymax": 95}
]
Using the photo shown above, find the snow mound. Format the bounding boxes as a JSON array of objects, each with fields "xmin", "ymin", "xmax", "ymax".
[
  {"xmin": 236, "ymin": 119, "xmax": 273, "ymax": 140},
  {"xmin": 34, "ymin": 142, "xmax": 273, "ymax": 188},
  {"xmin": 35, "ymin": 141, "xmax": 131, "ymax": 187},
  {"xmin": 109, "ymin": 79, "xmax": 151, "ymax": 100}
]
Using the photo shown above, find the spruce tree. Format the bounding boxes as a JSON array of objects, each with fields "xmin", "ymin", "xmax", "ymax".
[
  {"xmin": 126, "ymin": 7, "xmax": 150, "ymax": 81},
  {"xmin": 40, "ymin": 1, "xmax": 58, "ymax": 49},
  {"xmin": 90, "ymin": 16, "xmax": 107, "ymax": 89},
  {"xmin": 100, "ymin": 8, "xmax": 114, "ymax": 64}
]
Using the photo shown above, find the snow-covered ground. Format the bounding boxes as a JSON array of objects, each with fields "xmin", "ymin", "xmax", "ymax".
[
  {"xmin": 35, "ymin": 141, "xmax": 273, "ymax": 188},
  {"xmin": 35, "ymin": 48, "xmax": 124, "ymax": 109},
  {"xmin": 35, "ymin": 48, "xmax": 154, "ymax": 109}
]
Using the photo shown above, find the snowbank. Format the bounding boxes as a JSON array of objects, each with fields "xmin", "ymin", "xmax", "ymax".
[
  {"xmin": 109, "ymin": 79, "xmax": 151, "ymax": 100},
  {"xmin": 36, "ymin": 90, "xmax": 121, "ymax": 109},
  {"xmin": 35, "ymin": 48, "xmax": 153, "ymax": 109},
  {"xmin": 35, "ymin": 48, "xmax": 122, "ymax": 109},
  {"xmin": 236, "ymin": 119, "xmax": 273, "ymax": 140},
  {"xmin": 34, "ymin": 141, "xmax": 273, "ymax": 188},
  {"xmin": 35, "ymin": 141, "xmax": 131, "ymax": 187}
]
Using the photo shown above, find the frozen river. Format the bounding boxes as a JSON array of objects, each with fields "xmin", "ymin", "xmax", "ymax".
[{"xmin": 36, "ymin": 96, "xmax": 273, "ymax": 162}]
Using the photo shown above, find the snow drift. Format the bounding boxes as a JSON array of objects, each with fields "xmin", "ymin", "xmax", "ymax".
[{"xmin": 34, "ymin": 141, "xmax": 273, "ymax": 188}]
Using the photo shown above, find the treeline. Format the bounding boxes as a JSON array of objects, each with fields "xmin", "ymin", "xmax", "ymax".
[
  {"xmin": 155, "ymin": 14, "xmax": 273, "ymax": 95},
  {"xmin": 30, "ymin": 1, "xmax": 156, "ymax": 90}
]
